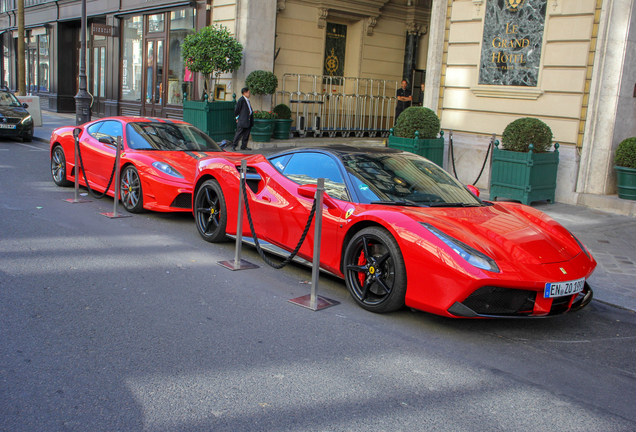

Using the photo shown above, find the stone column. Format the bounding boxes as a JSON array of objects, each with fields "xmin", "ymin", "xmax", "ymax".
[
  {"xmin": 577, "ymin": 0, "xmax": 636, "ymax": 196},
  {"xmin": 423, "ymin": 0, "xmax": 447, "ymax": 113},
  {"xmin": 234, "ymin": 0, "xmax": 277, "ymax": 110},
  {"xmin": 402, "ymin": 26, "xmax": 419, "ymax": 82}
]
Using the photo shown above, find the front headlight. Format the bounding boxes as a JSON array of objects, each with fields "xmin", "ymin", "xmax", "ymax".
[
  {"xmin": 20, "ymin": 115, "xmax": 32, "ymax": 124},
  {"xmin": 152, "ymin": 161, "xmax": 184, "ymax": 178},
  {"xmin": 567, "ymin": 229, "xmax": 592, "ymax": 260},
  {"xmin": 421, "ymin": 222, "xmax": 500, "ymax": 273}
]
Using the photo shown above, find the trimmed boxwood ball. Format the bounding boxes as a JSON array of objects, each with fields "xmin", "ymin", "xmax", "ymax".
[
  {"xmin": 502, "ymin": 117, "xmax": 553, "ymax": 153},
  {"xmin": 245, "ymin": 70, "xmax": 278, "ymax": 95},
  {"xmin": 394, "ymin": 107, "xmax": 440, "ymax": 139},
  {"xmin": 615, "ymin": 137, "xmax": 636, "ymax": 169},
  {"xmin": 273, "ymin": 103, "xmax": 292, "ymax": 120}
]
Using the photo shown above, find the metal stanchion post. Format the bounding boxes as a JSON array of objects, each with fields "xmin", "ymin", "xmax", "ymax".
[
  {"xmin": 64, "ymin": 128, "xmax": 91, "ymax": 204},
  {"xmin": 217, "ymin": 159, "xmax": 259, "ymax": 271},
  {"xmin": 289, "ymin": 178, "xmax": 340, "ymax": 311},
  {"xmin": 101, "ymin": 136, "xmax": 131, "ymax": 219}
]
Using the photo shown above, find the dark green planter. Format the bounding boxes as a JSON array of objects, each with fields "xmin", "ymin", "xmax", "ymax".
[
  {"xmin": 387, "ymin": 129, "xmax": 445, "ymax": 167},
  {"xmin": 273, "ymin": 119, "xmax": 293, "ymax": 139},
  {"xmin": 183, "ymin": 97, "xmax": 236, "ymax": 142},
  {"xmin": 490, "ymin": 142, "xmax": 560, "ymax": 205},
  {"xmin": 251, "ymin": 119, "xmax": 276, "ymax": 142},
  {"xmin": 615, "ymin": 166, "xmax": 636, "ymax": 200}
]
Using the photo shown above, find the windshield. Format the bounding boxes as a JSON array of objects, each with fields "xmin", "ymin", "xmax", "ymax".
[
  {"xmin": 342, "ymin": 152, "xmax": 483, "ymax": 207},
  {"xmin": 126, "ymin": 122, "xmax": 222, "ymax": 152},
  {"xmin": 0, "ymin": 91, "xmax": 21, "ymax": 107}
]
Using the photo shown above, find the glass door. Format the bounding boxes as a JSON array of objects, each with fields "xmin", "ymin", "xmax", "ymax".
[
  {"xmin": 143, "ymin": 39, "xmax": 164, "ymax": 117},
  {"xmin": 90, "ymin": 44, "xmax": 106, "ymax": 117}
]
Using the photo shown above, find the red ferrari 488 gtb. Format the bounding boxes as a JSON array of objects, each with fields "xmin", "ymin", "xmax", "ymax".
[{"xmin": 192, "ymin": 145, "xmax": 596, "ymax": 318}]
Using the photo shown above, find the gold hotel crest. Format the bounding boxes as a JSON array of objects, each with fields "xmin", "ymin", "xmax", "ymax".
[{"xmin": 505, "ymin": 0, "xmax": 526, "ymax": 12}]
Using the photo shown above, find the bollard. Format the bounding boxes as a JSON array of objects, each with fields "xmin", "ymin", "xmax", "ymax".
[
  {"xmin": 288, "ymin": 178, "xmax": 340, "ymax": 311},
  {"xmin": 217, "ymin": 159, "xmax": 259, "ymax": 271},
  {"xmin": 64, "ymin": 128, "xmax": 91, "ymax": 204},
  {"xmin": 101, "ymin": 136, "xmax": 131, "ymax": 219}
]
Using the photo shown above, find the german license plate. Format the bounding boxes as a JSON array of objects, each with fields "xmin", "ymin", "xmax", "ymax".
[
  {"xmin": 0, "ymin": 124, "xmax": 16, "ymax": 129},
  {"xmin": 544, "ymin": 277, "xmax": 585, "ymax": 298}
]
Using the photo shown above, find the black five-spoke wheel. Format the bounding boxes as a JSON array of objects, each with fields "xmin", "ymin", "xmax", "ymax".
[
  {"xmin": 51, "ymin": 145, "xmax": 72, "ymax": 187},
  {"xmin": 344, "ymin": 227, "xmax": 407, "ymax": 313},
  {"xmin": 195, "ymin": 179, "xmax": 228, "ymax": 243},
  {"xmin": 120, "ymin": 165, "xmax": 144, "ymax": 213}
]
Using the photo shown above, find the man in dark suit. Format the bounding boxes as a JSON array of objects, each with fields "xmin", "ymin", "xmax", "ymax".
[
  {"xmin": 232, "ymin": 87, "xmax": 254, "ymax": 151},
  {"xmin": 395, "ymin": 79, "xmax": 412, "ymax": 125}
]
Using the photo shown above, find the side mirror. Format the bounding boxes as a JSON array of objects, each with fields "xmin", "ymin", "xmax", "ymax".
[
  {"xmin": 466, "ymin": 185, "xmax": 480, "ymax": 197},
  {"xmin": 22, "ymin": 103, "xmax": 29, "ymax": 109},
  {"xmin": 98, "ymin": 136, "xmax": 115, "ymax": 145},
  {"xmin": 73, "ymin": 128, "xmax": 82, "ymax": 139}
]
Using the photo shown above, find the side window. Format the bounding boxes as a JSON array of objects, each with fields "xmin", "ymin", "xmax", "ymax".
[
  {"xmin": 87, "ymin": 122, "xmax": 103, "ymax": 139},
  {"xmin": 283, "ymin": 153, "xmax": 349, "ymax": 201},
  {"xmin": 97, "ymin": 121, "xmax": 124, "ymax": 141},
  {"xmin": 269, "ymin": 154, "xmax": 292, "ymax": 173}
]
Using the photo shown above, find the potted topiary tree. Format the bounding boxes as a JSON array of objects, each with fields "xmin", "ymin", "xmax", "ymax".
[
  {"xmin": 245, "ymin": 70, "xmax": 278, "ymax": 110},
  {"xmin": 180, "ymin": 24, "xmax": 243, "ymax": 142},
  {"xmin": 614, "ymin": 137, "xmax": 636, "ymax": 200},
  {"xmin": 387, "ymin": 106, "xmax": 444, "ymax": 167},
  {"xmin": 489, "ymin": 117, "xmax": 559, "ymax": 205},
  {"xmin": 251, "ymin": 110, "xmax": 278, "ymax": 142},
  {"xmin": 272, "ymin": 103, "xmax": 293, "ymax": 139}
]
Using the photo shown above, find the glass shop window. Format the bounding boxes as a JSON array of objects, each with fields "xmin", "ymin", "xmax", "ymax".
[
  {"xmin": 167, "ymin": 8, "xmax": 196, "ymax": 105},
  {"xmin": 121, "ymin": 16, "xmax": 143, "ymax": 102}
]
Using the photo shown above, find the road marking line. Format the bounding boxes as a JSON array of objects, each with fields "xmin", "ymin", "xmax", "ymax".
[{"xmin": 18, "ymin": 143, "xmax": 47, "ymax": 151}]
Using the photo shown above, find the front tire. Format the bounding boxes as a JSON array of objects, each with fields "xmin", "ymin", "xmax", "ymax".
[
  {"xmin": 120, "ymin": 165, "xmax": 145, "ymax": 213},
  {"xmin": 51, "ymin": 145, "xmax": 72, "ymax": 187},
  {"xmin": 194, "ymin": 180, "xmax": 228, "ymax": 243},
  {"xmin": 343, "ymin": 227, "xmax": 407, "ymax": 313}
]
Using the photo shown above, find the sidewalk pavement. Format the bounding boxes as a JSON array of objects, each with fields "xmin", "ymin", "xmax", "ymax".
[{"xmin": 34, "ymin": 111, "xmax": 636, "ymax": 314}]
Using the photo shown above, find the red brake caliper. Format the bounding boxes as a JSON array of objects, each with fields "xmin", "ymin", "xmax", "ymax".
[{"xmin": 357, "ymin": 249, "xmax": 366, "ymax": 285}]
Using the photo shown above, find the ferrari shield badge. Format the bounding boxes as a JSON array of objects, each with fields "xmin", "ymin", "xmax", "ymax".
[
  {"xmin": 345, "ymin": 208, "xmax": 355, "ymax": 219},
  {"xmin": 560, "ymin": 268, "xmax": 567, "ymax": 275}
]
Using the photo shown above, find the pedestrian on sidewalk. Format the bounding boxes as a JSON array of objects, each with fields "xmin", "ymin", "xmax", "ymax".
[
  {"xmin": 232, "ymin": 87, "xmax": 254, "ymax": 151},
  {"xmin": 395, "ymin": 79, "xmax": 412, "ymax": 124}
]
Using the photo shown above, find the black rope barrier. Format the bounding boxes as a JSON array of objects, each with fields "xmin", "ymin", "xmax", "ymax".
[
  {"xmin": 447, "ymin": 130, "xmax": 495, "ymax": 186},
  {"xmin": 240, "ymin": 175, "xmax": 317, "ymax": 270},
  {"xmin": 75, "ymin": 138, "xmax": 118, "ymax": 200},
  {"xmin": 472, "ymin": 136, "xmax": 494, "ymax": 186}
]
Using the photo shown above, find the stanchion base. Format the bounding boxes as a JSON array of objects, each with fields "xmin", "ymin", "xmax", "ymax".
[
  {"xmin": 100, "ymin": 212, "xmax": 132, "ymax": 219},
  {"xmin": 288, "ymin": 294, "xmax": 340, "ymax": 311},
  {"xmin": 217, "ymin": 259, "xmax": 260, "ymax": 271},
  {"xmin": 64, "ymin": 198, "xmax": 92, "ymax": 203}
]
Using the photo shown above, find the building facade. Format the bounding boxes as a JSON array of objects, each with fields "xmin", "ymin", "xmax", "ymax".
[{"xmin": 1, "ymin": 0, "xmax": 634, "ymax": 211}]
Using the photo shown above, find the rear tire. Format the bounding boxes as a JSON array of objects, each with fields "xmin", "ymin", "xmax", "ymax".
[
  {"xmin": 51, "ymin": 145, "xmax": 72, "ymax": 187},
  {"xmin": 194, "ymin": 180, "xmax": 228, "ymax": 243}
]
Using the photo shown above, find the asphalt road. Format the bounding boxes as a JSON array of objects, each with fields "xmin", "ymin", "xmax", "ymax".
[{"xmin": 1, "ymin": 138, "xmax": 636, "ymax": 432}]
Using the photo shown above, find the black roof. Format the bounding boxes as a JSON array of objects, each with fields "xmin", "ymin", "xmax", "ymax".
[{"xmin": 269, "ymin": 144, "xmax": 404, "ymax": 159}]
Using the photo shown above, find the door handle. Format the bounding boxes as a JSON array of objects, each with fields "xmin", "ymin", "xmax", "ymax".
[{"xmin": 262, "ymin": 196, "xmax": 271, "ymax": 202}]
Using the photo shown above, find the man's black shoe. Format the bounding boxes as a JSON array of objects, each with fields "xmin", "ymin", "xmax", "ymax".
[
  {"xmin": 231, "ymin": 146, "xmax": 237, "ymax": 151},
  {"xmin": 240, "ymin": 147, "xmax": 251, "ymax": 151}
]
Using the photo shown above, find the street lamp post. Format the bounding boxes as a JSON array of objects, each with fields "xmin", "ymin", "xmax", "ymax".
[{"xmin": 74, "ymin": 0, "xmax": 91, "ymax": 125}]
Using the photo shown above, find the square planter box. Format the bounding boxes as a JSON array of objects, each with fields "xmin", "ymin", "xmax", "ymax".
[
  {"xmin": 387, "ymin": 130, "xmax": 445, "ymax": 167},
  {"xmin": 615, "ymin": 165, "xmax": 636, "ymax": 201},
  {"xmin": 183, "ymin": 98, "xmax": 236, "ymax": 142},
  {"xmin": 489, "ymin": 143, "xmax": 560, "ymax": 205}
]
